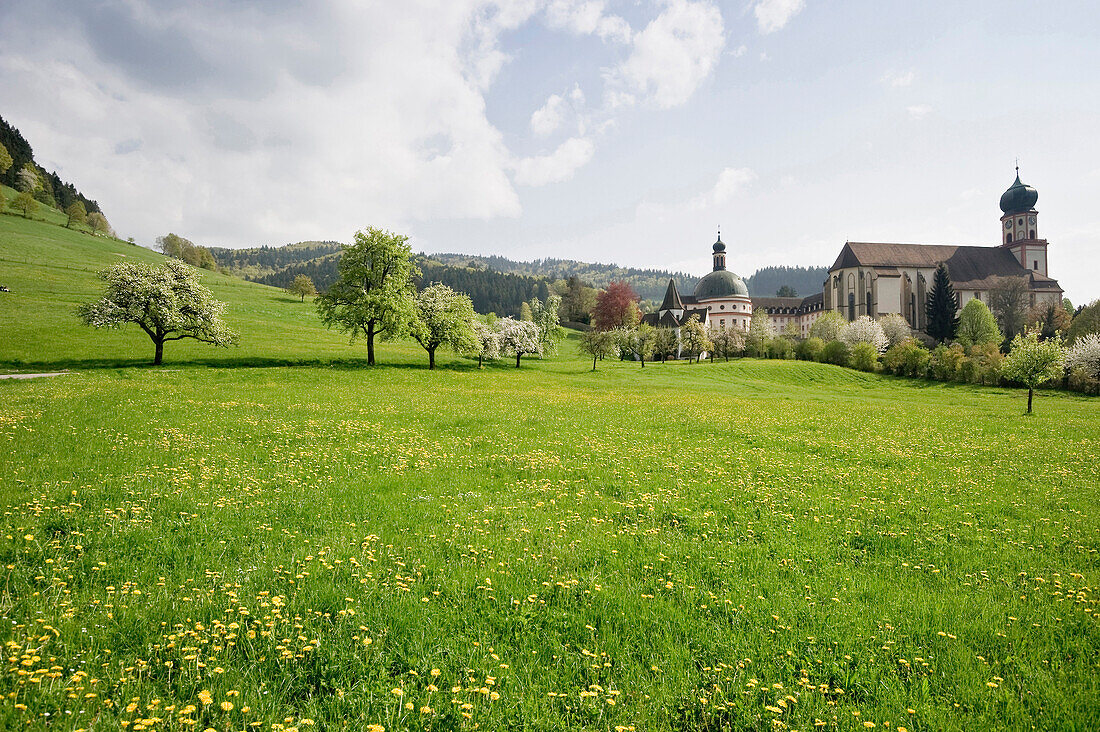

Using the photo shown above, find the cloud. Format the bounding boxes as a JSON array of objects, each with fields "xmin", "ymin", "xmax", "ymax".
[
  {"xmin": 691, "ymin": 167, "xmax": 757, "ymax": 209},
  {"xmin": 729, "ymin": 44, "xmax": 748, "ymax": 57},
  {"xmin": 608, "ymin": 0, "xmax": 725, "ymax": 110},
  {"xmin": 882, "ymin": 70, "xmax": 916, "ymax": 87},
  {"xmin": 753, "ymin": 0, "xmax": 805, "ymax": 34},
  {"xmin": 512, "ymin": 137, "xmax": 595, "ymax": 186},
  {"xmin": 530, "ymin": 85, "xmax": 585, "ymax": 137},
  {"xmin": 907, "ymin": 104, "xmax": 932, "ymax": 119},
  {"xmin": 0, "ymin": 1, "xmax": 541, "ymax": 247},
  {"xmin": 544, "ymin": 0, "xmax": 631, "ymax": 43}
]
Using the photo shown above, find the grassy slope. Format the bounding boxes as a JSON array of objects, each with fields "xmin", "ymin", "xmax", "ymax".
[
  {"xmin": 0, "ymin": 207, "xmax": 389, "ymax": 369},
  {"xmin": 0, "ymin": 205, "xmax": 1098, "ymax": 730}
]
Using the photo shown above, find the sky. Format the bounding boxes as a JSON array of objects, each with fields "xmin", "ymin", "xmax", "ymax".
[{"xmin": 1, "ymin": 0, "xmax": 1098, "ymax": 301}]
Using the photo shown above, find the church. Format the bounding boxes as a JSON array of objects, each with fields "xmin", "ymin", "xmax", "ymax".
[
  {"xmin": 823, "ymin": 169, "xmax": 1063, "ymax": 327},
  {"xmin": 644, "ymin": 169, "xmax": 1063, "ymax": 338}
]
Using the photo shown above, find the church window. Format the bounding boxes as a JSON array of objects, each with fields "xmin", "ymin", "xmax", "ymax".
[
  {"xmin": 866, "ymin": 291, "xmax": 872, "ymax": 316},
  {"xmin": 848, "ymin": 293, "xmax": 856, "ymax": 321},
  {"xmin": 1029, "ymin": 229, "xmax": 1035, "ymax": 239},
  {"xmin": 1006, "ymin": 233, "xmax": 1012, "ymax": 244},
  {"xmin": 1033, "ymin": 260, "xmax": 1038, "ymax": 270},
  {"xmin": 1018, "ymin": 218, "xmax": 1024, "ymax": 226}
]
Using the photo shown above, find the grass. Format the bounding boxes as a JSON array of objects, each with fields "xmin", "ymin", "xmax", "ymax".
[{"xmin": 1, "ymin": 213, "xmax": 1099, "ymax": 731}]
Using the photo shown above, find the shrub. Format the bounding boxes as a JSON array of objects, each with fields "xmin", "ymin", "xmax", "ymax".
[
  {"xmin": 882, "ymin": 338, "xmax": 930, "ymax": 378},
  {"xmin": 930, "ymin": 343, "xmax": 967, "ymax": 381},
  {"xmin": 956, "ymin": 299, "xmax": 1002, "ymax": 347},
  {"xmin": 796, "ymin": 337, "xmax": 824, "ymax": 361},
  {"xmin": 956, "ymin": 357, "xmax": 978, "ymax": 383},
  {"xmin": 878, "ymin": 313, "xmax": 911, "ymax": 348},
  {"xmin": 850, "ymin": 342, "xmax": 879, "ymax": 372},
  {"xmin": 842, "ymin": 315, "xmax": 888, "ymax": 353},
  {"xmin": 967, "ymin": 342, "xmax": 1004, "ymax": 385},
  {"xmin": 1066, "ymin": 333, "xmax": 1100, "ymax": 381},
  {"xmin": 820, "ymin": 340, "xmax": 849, "ymax": 367},
  {"xmin": 767, "ymin": 337, "xmax": 794, "ymax": 359}
]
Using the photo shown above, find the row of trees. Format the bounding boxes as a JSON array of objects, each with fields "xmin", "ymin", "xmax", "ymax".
[
  {"xmin": 0, "ymin": 145, "xmax": 112, "ymax": 234},
  {"xmin": 0, "ymin": 118, "xmax": 102, "ymax": 214}
]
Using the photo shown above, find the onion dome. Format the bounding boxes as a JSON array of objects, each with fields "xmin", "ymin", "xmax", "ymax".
[
  {"xmin": 694, "ymin": 269, "xmax": 749, "ymax": 299},
  {"xmin": 999, "ymin": 171, "xmax": 1038, "ymax": 214},
  {"xmin": 712, "ymin": 234, "xmax": 726, "ymax": 253}
]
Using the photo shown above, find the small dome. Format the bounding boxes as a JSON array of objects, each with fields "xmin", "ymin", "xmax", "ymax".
[
  {"xmin": 999, "ymin": 173, "xmax": 1038, "ymax": 214},
  {"xmin": 694, "ymin": 269, "xmax": 749, "ymax": 299},
  {"xmin": 712, "ymin": 234, "xmax": 726, "ymax": 253}
]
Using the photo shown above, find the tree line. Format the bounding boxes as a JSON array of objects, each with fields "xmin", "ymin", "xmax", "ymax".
[{"xmin": 0, "ymin": 115, "xmax": 102, "ymax": 215}]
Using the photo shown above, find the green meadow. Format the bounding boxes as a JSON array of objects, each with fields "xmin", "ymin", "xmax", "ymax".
[{"xmin": 1, "ymin": 213, "xmax": 1099, "ymax": 731}]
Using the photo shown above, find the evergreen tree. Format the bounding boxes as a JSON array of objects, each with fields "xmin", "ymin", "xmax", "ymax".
[{"xmin": 925, "ymin": 262, "xmax": 959, "ymax": 344}]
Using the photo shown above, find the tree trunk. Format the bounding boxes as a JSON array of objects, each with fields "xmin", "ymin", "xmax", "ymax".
[
  {"xmin": 153, "ymin": 339, "xmax": 164, "ymax": 365},
  {"xmin": 640, "ymin": 355, "xmax": 645, "ymax": 368},
  {"xmin": 366, "ymin": 323, "xmax": 376, "ymax": 365},
  {"xmin": 516, "ymin": 352, "xmax": 522, "ymax": 368},
  {"xmin": 428, "ymin": 347, "xmax": 436, "ymax": 370},
  {"xmin": 478, "ymin": 353, "xmax": 483, "ymax": 369},
  {"xmin": 592, "ymin": 353, "xmax": 597, "ymax": 371},
  {"xmin": 1027, "ymin": 387, "xmax": 1033, "ymax": 414}
]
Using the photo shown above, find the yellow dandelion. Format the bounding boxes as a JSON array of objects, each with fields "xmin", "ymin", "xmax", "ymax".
[
  {"xmin": 220, "ymin": 701, "xmax": 233, "ymax": 712},
  {"xmin": 197, "ymin": 690, "xmax": 213, "ymax": 706}
]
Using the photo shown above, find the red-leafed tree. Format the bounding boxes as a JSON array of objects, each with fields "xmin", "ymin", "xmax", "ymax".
[{"xmin": 591, "ymin": 281, "xmax": 641, "ymax": 331}]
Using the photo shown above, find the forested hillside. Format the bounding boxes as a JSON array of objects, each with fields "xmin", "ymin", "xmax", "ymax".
[
  {"xmin": 432, "ymin": 253, "xmax": 698, "ymax": 302},
  {"xmin": 0, "ymin": 114, "xmax": 102, "ymax": 215},
  {"xmin": 744, "ymin": 265, "xmax": 828, "ymax": 297}
]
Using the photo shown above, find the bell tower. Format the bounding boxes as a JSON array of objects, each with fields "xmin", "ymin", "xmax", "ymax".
[
  {"xmin": 999, "ymin": 167, "xmax": 1046, "ymax": 276},
  {"xmin": 712, "ymin": 229, "xmax": 726, "ymax": 271}
]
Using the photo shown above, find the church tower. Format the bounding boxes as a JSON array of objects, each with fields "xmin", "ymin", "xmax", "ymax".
[
  {"xmin": 712, "ymin": 230, "xmax": 726, "ymax": 271},
  {"xmin": 999, "ymin": 168, "xmax": 1047, "ymax": 276}
]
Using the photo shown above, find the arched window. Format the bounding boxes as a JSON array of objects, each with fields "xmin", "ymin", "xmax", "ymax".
[
  {"xmin": 1029, "ymin": 229, "xmax": 1035, "ymax": 239},
  {"xmin": 1006, "ymin": 233, "xmax": 1012, "ymax": 244},
  {"xmin": 848, "ymin": 292, "xmax": 855, "ymax": 321},
  {"xmin": 866, "ymin": 291, "xmax": 872, "ymax": 316}
]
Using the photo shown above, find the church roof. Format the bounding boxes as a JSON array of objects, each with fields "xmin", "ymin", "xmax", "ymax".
[
  {"xmin": 694, "ymin": 269, "xmax": 749, "ymax": 299},
  {"xmin": 752, "ymin": 292, "xmax": 824, "ymax": 314},
  {"xmin": 829, "ymin": 242, "xmax": 1059, "ymax": 290},
  {"xmin": 659, "ymin": 278, "xmax": 684, "ymax": 311},
  {"xmin": 1000, "ymin": 173, "xmax": 1038, "ymax": 215}
]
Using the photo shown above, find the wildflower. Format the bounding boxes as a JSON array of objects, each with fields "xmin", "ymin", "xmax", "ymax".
[{"xmin": 198, "ymin": 690, "xmax": 213, "ymax": 706}]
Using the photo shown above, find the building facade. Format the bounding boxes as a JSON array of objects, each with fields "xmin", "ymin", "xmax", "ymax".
[{"xmin": 823, "ymin": 171, "xmax": 1063, "ymax": 327}]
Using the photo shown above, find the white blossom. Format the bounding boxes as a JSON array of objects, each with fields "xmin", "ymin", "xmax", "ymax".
[{"xmin": 842, "ymin": 315, "xmax": 889, "ymax": 353}]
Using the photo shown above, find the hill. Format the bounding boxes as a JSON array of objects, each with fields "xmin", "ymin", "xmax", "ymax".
[
  {"xmin": 1, "ymin": 114, "xmax": 103, "ymax": 216},
  {"xmin": 0, "ymin": 204, "xmax": 401, "ymax": 369},
  {"xmin": 211, "ymin": 244, "xmax": 553, "ymax": 318}
]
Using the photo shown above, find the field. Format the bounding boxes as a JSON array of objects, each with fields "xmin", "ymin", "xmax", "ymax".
[{"xmin": 1, "ymin": 213, "xmax": 1099, "ymax": 731}]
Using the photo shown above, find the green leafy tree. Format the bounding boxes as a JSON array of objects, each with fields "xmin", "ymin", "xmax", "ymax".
[
  {"xmin": 746, "ymin": 310, "xmax": 772, "ymax": 357},
  {"xmin": 65, "ymin": 200, "xmax": 87, "ymax": 229},
  {"xmin": 579, "ymin": 329, "xmax": 619, "ymax": 371},
  {"xmin": 14, "ymin": 190, "xmax": 37, "ymax": 218},
  {"xmin": 1063, "ymin": 297, "xmax": 1074, "ymax": 317},
  {"xmin": 924, "ymin": 262, "xmax": 959, "ymax": 344},
  {"xmin": 1066, "ymin": 300, "xmax": 1100, "ymax": 344},
  {"xmin": 989, "ymin": 276, "xmax": 1030, "ymax": 341},
  {"xmin": 1001, "ymin": 332, "xmax": 1065, "ymax": 414},
  {"xmin": 633, "ymin": 322, "xmax": 657, "ymax": 367},
  {"xmin": 776, "ymin": 285, "xmax": 797, "ymax": 297},
  {"xmin": 287, "ymin": 274, "xmax": 317, "ymax": 302},
  {"xmin": 955, "ymin": 299, "xmax": 1002, "ymax": 347},
  {"xmin": 76, "ymin": 260, "xmax": 238, "ymax": 365},
  {"xmin": 679, "ymin": 314, "xmax": 711, "ymax": 363},
  {"xmin": 519, "ymin": 301, "xmax": 533, "ymax": 322},
  {"xmin": 316, "ymin": 227, "xmax": 419, "ymax": 365},
  {"xmin": 1027, "ymin": 301, "xmax": 1071, "ymax": 341},
  {"xmin": 0, "ymin": 140, "xmax": 12, "ymax": 175},
  {"xmin": 410, "ymin": 283, "xmax": 478, "ymax": 369},
  {"xmin": 87, "ymin": 212, "xmax": 113, "ymax": 237}
]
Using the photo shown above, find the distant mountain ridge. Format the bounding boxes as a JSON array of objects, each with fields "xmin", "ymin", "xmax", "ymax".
[{"xmin": 211, "ymin": 242, "xmax": 827, "ymax": 316}]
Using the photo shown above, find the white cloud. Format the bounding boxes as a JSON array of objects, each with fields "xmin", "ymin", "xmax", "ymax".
[
  {"xmin": 530, "ymin": 84, "xmax": 585, "ymax": 137},
  {"xmin": 753, "ymin": 0, "xmax": 805, "ymax": 34},
  {"xmin": 531, "ymin": 94, "xmax": 566, "ymax": 137},
  {"xmin": 730, "ymin": 44, "xmax": 748, "ymax": 57},
  {"xmin": 512, "ymin": 137, "xmax": 596, "ymax": 186},
  {"xmin": 609, "ymin": 0, "xmax": 725, "ymax": 110},
  {"xmin": 907, "ymin": 104, "xmax": 932, "ymax": 119},
  {"xmin": 691, "ymin": 167, "xmax": 757, "ymax": 209},
  {"xmin": 544, "ymin": 0, "xmax": 631, "ymax": 43},
  {"xmin": 882, "ymin": 70, "xmax": 916, "ymax": 87}
]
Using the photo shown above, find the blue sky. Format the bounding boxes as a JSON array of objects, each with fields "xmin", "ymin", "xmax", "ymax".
[{"xmin": 1, "ymin": 1, "xmax": 1098, "ymax": 301}]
